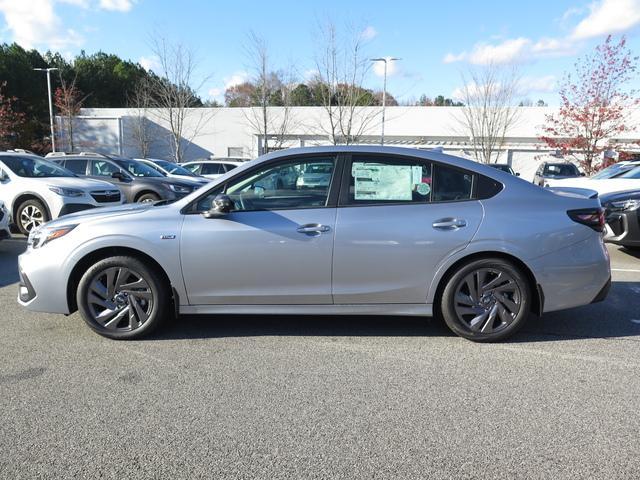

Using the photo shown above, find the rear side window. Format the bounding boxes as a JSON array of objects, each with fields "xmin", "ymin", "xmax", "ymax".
[
  {"xmin": 64, "ymin": 159, "xmax": 87, "ymax": 175},
  {"xmin": 223, "ymin": 163, "xmax": 238, "ymax": 172},
  {"xmin": 183, "ymin": 163, "xmax": 201, "ymax": 174},
  {"xmin": 345, "ymin": 155, "xmax": 432, "ymax": 205},
  {"xmin": 432, "ymin": 164, "xmax": 473, "ymax": 202}
]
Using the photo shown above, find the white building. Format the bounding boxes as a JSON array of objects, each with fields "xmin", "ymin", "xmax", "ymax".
[{"xmin": 62, "ymin": 106, "xmax": 640, "ymax": 182}]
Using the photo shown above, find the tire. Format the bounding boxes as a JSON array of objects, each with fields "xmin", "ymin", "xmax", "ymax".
[
  {"xmin": 440, "ymin": 258, "xmax": 531, "ymax": 342},
  {"xmin": 137, "ymin": 192, "xmax": 161, "ymax": 203},
  {"xmin": 76, "ymin": 255, "xmax": 170, "ymax": 339},
  {"xmin": 16, "ymin": 198, "xmax": 49, "ymax": 235}
]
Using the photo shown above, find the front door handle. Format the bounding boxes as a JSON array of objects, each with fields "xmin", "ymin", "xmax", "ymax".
[
  {"xmin": 432, "ymin": 218, "xmax": 467, "ymax": 230},
  {"xmin": 297, "ymin": 223, "xmax": 331, "ymax": 235}
]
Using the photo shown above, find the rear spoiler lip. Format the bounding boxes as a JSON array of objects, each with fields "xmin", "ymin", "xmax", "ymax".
[{"xmin": 546, "ymin": 186, "xmax": 599, "ymax": 200}]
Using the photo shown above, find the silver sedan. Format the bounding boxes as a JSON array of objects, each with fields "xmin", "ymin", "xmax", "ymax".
[{"xmin": 17, "ymin": 146, "xmax": 611, "ymax": 341}]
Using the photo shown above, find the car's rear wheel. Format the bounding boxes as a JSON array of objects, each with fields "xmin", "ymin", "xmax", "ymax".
[
  {"xmin": 16, "ymin": 198, "xmax": 49, "ymax": 235},
  {"xmin": 137, "ymin": 192, "xmax": 161, "ymax": 203},
  {"xmin": 76, "ymin": 256, "xmax": 169, "ymax": 339},
  {"xmin": 440, "ymin": 258, "xmax": 531, "ymax": 342}
]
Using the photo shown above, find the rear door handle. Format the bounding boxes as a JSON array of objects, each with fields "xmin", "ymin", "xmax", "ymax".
[
  {"xmin": 432, "ymin": 218, "xmax": 467, "ymax": 230},
  {"xmin": 297, "ymin": 223, "xmax": 331, "ymax": 235}
]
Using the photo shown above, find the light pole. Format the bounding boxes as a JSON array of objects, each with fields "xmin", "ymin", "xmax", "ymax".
[
  {"xmin": 370, "ymin": 57, "xmax": 400, "ymax": 146},
  {"xmin": 33, "ymin": 67, "xmax": 58, "ymax": 152}
]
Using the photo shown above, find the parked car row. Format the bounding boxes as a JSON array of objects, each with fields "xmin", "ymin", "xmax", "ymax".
[{"xmin": 0, "ymin": 151, "xmax": 245, "ymax": 236}]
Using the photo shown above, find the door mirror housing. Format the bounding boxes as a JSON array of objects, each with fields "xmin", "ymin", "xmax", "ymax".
[
  {"xmin": 203, "ymin": 194, "xmax": 234, "ymax": 218},
  {"xmin": 515, "ymin": 172, "xmax": 520, "ymax": 176},
  {"xmin": 111, "ymin": 171, "xmax": 128, "ymax": 181},
  {"xmin": 0, "ymin": 169, "xmax": 8, "ymax": 182}
]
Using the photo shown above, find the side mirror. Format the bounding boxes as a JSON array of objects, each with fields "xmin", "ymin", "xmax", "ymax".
[
  {"xmin": 0, "ymin": 170, "xmax": 8, "ymax": 182},
  {"xmin": 203, "ymin": 194, "xmax": 234, "ymax": 218},
  {"xmin": 515, "ymin": 172, "xmax": 520, "ymax": 176},
  {"xmin": 111, "ymin": 171, "xmax": 125, "ymax": 181},
  {"xmin": 580, "ymin": 172, "xmax": 586, "ymax": 176}
]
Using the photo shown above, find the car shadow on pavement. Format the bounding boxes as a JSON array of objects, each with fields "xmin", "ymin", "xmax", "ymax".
[
  {"xmin": 147, "ymin": 280, "xmax": 640, "ymax": 342},
  {"xmin": 0, "ymin": 238, "xmax": 26, "ymax": 287}
]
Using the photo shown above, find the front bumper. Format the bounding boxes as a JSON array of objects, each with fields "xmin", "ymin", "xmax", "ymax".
[
  {"xmin": 17, "ymin": 245, "xmax": 72, "ymax": 314},
  {"xmin": 49, "ymin": 195, "xmax": 124, "ymax": 220},
  {"xmin": 604, "ymin": 210, "xmax": 640, "ymax": 247}
]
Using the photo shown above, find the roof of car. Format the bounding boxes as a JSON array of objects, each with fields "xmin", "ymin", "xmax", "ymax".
[{"xmin": 183, "ymin": 159, "xmax": 245, "ymax": 165}]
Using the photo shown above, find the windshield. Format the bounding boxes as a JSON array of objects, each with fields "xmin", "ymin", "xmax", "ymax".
[
  {"xmin": 615, "ymin": 166, "xmax": 640, "ymax": 179},
  {"xmin": 544, "ymin": 164, "xmax": 579, "ymax": 176},
  {"xmin": 592, "ymin": 163, "xmax": 637, "ymax": 179},
  {"xmin": 115, "ymin": 159, "xmax": 165, "ymax": 177},
  {"xmin": 154, "ymin": 160, "xmax": 197, "ymax": 176},
  {"xmin": 0, "ymin": 155, "xmax": 76, "ymax": 178}
]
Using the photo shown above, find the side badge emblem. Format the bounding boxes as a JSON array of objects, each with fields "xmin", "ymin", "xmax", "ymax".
[{"xmin": 160, "ymin": 234, "xmax": 176, "ymax": 240}]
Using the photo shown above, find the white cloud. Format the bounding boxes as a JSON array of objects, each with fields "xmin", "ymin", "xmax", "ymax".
[
  {"xmin": 443, "ymin": 52, "xmax": 466, "ymax": 63},
  {"xmin": 223, "ymin": 71, "xmax": 249, "ymax": 89},
  {"xmin": 519, "ymin": 75, "xmax": 557, "ymax": 93},
  {"xmin": 99, "ymin": 0, "xmax": 135, "ymax": 11},
  {"xmin": 372, "ymin": 57, "xmax": 399, "ymax": 77},
  {"xmin": 208, "ymin": 87, "xmax": 222, "ymax": 98},
  {"xmin": 572, "ymin": 0, "xmax": 640, "ymax": 39},
  {"xmin": 360, "ymin": 26, "xmax": 377, "ymax": 41},
  {"xmin": 0, "ymin": 0, "xmax": 84, "ymax": 50},
  {"xmin": 468, "ymin": 37, "xmax": 531, "ymax": 65},
  {"xmin": 138, "ymin": 55, "xmax": 160, "ymax": 71}
]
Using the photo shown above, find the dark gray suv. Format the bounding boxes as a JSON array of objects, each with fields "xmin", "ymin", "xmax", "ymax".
[{"xmin": 52, "ymin": 154, "xmax": 203, "ymax": 203}]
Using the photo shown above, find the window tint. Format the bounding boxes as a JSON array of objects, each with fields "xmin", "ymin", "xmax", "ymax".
[
  {"xmin": 346, "ymin": 155, "xmax": 432, "ymax": 205},
  {"xmin": 432, "ymin": 164, "xmax": 473, "ymax": 202},
  {"xmin": 90, "ymin": 160, "xmax": 120, "ymax": 177},
  {"xmin": 194, "ymin": 156, "xmax": 336, "ymax": 212},
  {"xmin": 202, "ymin": 163, "xmax": 225, "ymax": 175},
  {"xmin": 223, "ymin": 164, "xmax": 238, "ymax": 172},
  {"xmin": 183, "ymin": 163, "xmax": 201, "ymax": 174},
  {"xmin": 64, "ymin": 159, "xmax": 87, "ymax": 175}
]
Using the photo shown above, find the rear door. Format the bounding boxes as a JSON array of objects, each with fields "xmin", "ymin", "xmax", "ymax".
[{"xmin": 332, "ymin": 153, "xmax": 484, "ymax": 304}]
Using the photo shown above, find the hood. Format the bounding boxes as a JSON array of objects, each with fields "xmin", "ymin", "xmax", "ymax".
[
  {"xmin": 600, "ymin": 189, "xmax": 640, "ymax": 204},
  {"xmin": 546, "ymin": 177, "xmax": 587, "ymax": 188},
  {"xmin": 577, "ymin": 178, "xmax": 640, "ymax": 195},
  {"xmin": 25, "ymin": 176, "xmax": 117, "ymax": 190},
  {"xmin": 43, "ymin": 202, "xmax": 154, "ymax": 228}
]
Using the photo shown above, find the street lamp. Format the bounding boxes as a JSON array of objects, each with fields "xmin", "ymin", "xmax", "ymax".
[
  {"xmin": 33, "ymin": 67, "xmax": 58, "ymax": 152},
  {"xmin": 370, "ymin": 57, "xmax": 400, "ymax": 146}
]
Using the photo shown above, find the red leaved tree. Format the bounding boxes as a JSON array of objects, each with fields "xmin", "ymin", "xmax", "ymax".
[
  {"xmin": 54, "ymin": 76, "xmax": 88, "ymax": 152},
  {"xmin": 540, "ymin": 35, "xmax": 639, "ymax": 175},
  {"xmin": 0, "ymin": 82, "xmax": 26, "ymax": 150}
]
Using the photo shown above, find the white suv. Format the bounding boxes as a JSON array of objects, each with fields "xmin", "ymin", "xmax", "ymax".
[
  {"xmin": 0, "ymin": 152, "xmax": 124, "ymax": 234},
  {"xmin": 180, "ymin": 159, "xmax": 244, "ymax": 179}
]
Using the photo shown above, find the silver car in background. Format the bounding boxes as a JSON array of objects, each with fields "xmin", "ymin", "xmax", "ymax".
[{"xmin": 17, "ymin": 146, "xmax": 610, "ymax": 342}]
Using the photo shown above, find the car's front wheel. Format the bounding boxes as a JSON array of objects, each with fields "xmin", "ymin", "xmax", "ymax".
[
  {"xmin": 16, "ymin": 198, "xmax": 49, "ymax": 235},
  {"xmin": 440, "ymin": 258, "xmax": 531, "ymax": 342},
  {"xmin": 137, "ymin": 192, "xmax": 161, "ymax": 203},
  {"xmin": 76, "ymin": 256, "xmax": 170, "ymax": 339}
]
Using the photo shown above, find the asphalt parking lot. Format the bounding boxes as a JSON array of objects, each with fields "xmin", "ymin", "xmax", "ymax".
[{"xmin": 1, "ymin": 238, "xmax": 639, "ymax": 479}]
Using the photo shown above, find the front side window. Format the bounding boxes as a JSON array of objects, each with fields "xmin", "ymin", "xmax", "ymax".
[
  {"xmin": 346, "ymin": 155, "xmax": 432, "ymax": 204},
  {"xmin": 90, "ymin": 160, "xmax": 121, "ymax": 177},
  {"xmin": 183, "ymin": 163, "xmax": 201, "ymax": 174},
  {"xmin": 202, "ymin": 163, "xmax": 225, "ymax": 175},
  {"xmin": 194, "ymin": 156, "xmax": 336, "ymax": 212},
  {"xmin": 116, "ymin": 159, "xmax": 165, "ymax": 177},
  {"xmin": 0, "ymin": 155, "xmax": 75, "ymax": 178}
]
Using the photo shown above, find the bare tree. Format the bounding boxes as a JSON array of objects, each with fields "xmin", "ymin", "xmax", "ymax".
[
  {"xmin": 54, "ymin": 74, "xmax": 89, "ymax": 152},
  {"xmin": 314, "ymin": 20, "xmax": 379, "ymax": 144},
  {"xmin": 243, "ymin": 31, "xmax": 295, "ymax": 154},
  {"xmin": 126, "ymin": 77, "xmax": 154, "ymax": 158},
  {"xmin": 147, "ymin": 36, "xmax": 214, "ymax": 162},
  {"xmin": 457, "ymin": 64, "xmax": 521, "ymax": 163}
]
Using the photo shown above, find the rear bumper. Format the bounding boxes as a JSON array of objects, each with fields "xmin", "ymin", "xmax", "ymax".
[{"xmin": 529, "ymin": 234, "xmax": 611, "ymax": 313}]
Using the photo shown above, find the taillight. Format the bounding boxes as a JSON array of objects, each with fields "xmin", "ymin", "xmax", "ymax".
[{"xmin": 567, "ymin": 208, "xmax": 605, "ymax": 232}]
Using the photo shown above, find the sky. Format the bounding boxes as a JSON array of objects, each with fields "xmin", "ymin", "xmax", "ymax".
[{"xmin": 1, "ymin": 0, "xmax": 640, "ymax": 106}]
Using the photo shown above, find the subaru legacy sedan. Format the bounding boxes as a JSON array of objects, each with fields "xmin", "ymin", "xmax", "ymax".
[{"xmin": 17, "ymin": 146, "xmax": 611, "ymax": 342}]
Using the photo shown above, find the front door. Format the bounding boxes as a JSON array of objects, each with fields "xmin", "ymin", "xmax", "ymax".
[
  {"xmin": 180, "ymin": 155, "xmax": 340, "ymax": 305},
  {"xmin": 332, "ymin": 153, "xmax": 484, "ymax": 304}
]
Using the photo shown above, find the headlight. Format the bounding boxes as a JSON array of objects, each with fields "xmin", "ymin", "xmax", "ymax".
[
  {"xmin": 28, "ymin": 224, "xmax": 78, "ymax": 249},
  {"xmin": 164, "ymin": 183, "xmax": 192, "ymax": 194},
  {"xmin": 48, "ymin": 185, "xmax": 84, "ymax": 197},
  {"xmin": 610, "ymin": 199, "xmax": 640, "ymax": 211}
]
